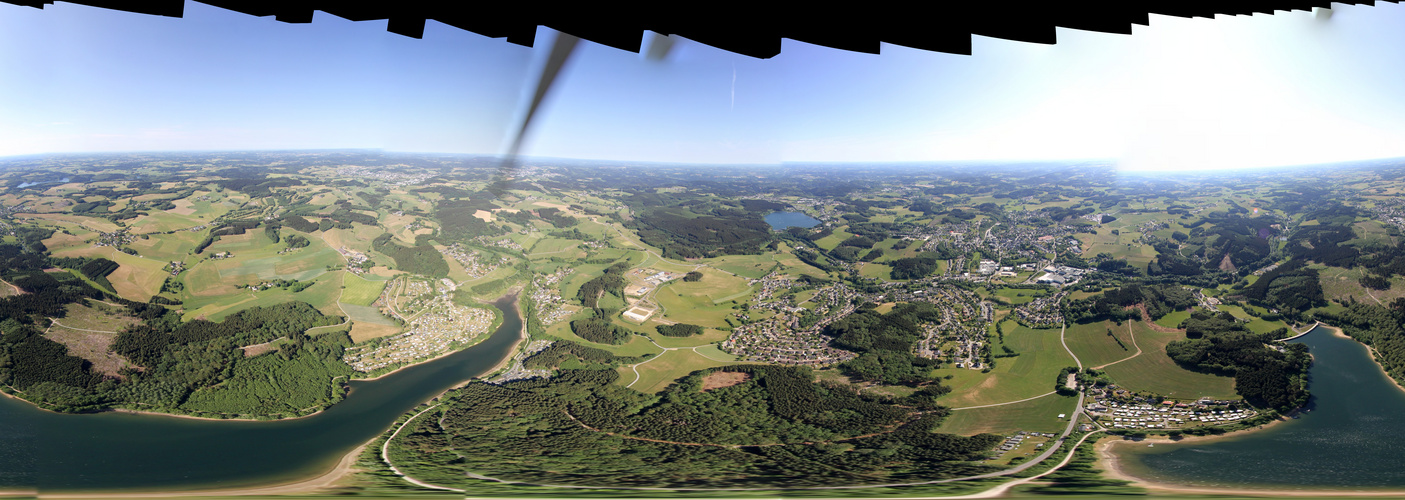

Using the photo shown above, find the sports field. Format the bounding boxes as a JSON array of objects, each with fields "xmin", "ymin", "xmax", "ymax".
[
  {"xmin": 1101, "ymin": 320, "xmax": 1238, "ymax": 400},
  {"xmin": 934, "ymin": 321, "xmax": 1074, "ymax": 408}
]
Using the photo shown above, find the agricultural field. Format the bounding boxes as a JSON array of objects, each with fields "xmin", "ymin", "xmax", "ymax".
[
  {"xmin": 124, "ymin": 231, "xmax": 204, "ymax": 261},
  {"xmin": 1063, "ymin": 320, "xmax": 1136, "ymax": 369},
  {"xmin": 1100, "ymin": 321, "xmax": 1239, "ymax": 400},
  {"xmin": 654, "ymin": 270, "xmax": 751, "ymax": 328},
  {"xmin": 933, "ymin": 322, "xmax": 1074, "ymax": 408},
  {"xmin": 937, "ymin": 393, "xmax": 1080, "ymax": 436},
  {"xmin": 341, "ymin": 272, "xmax": 389, "ymax": 306},
  {"xmin": 706, "ymin": 253, "xmax": 777, "ymax": 279}
]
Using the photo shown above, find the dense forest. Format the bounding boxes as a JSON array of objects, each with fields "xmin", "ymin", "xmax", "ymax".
[
  {"xmin": 389, "ymin": 366, "xmax": 1000, "ymax": 489},
  {"xmin": 625, "ymin": 196, "xmax": 774, "ymax": 259},
  {"xmin": 1062, "ymin": 284, "xmax": 1197, "ymax": 324},
  {"xmin": 371, "ymin": 233, "xmax": 450, "ymax": 278},
  {"xmin": 1165, "ymin": 310, "xmax": 1309, "ymax": 411},
  {"xmin": 0, "ymin": 232, "xmax": 351, "ymax": 418},
  {"xmin": 824, "ymin": 303, "xmax": 946, "ymax": 386}
]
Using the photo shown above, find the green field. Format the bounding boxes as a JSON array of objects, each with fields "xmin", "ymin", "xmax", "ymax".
[
  {"xmin": 527, "ymin": 238, "xmax": 580, "ymax": 258},
  {"xmin": 937, "ymin": 393, "xmax": 1079, "ymax": 435},
  {"xmin": 545, "ymin": 321, "xmax": 662, "ymax": 357},
  {"xmin": 340, "ymin": 303, "xmax": 398, "ymax": 326},
  {"xmin": 1155, "ymin": 309, "xmax": 1193, "ymax": 329},
  {"xmin": 934, "ymin": 321, "xmax": 1074, "ymax": 408},
  {"xmin": 1216, "ymin": 304, "xmax": 1290, "ymax": 335},
  {"xmin": 1101, "ymin": 321, "xmax": 1238, "ymax": 400},
  {"xmin": 619, "ymin": 348, "xmax": 741, "ymax": 393},
  {"xmin": 707, "ymin": 254, "xmax": 777, "ymax": 279},
  {"xmin": 125, "ymin": 231, "xmax": 204, "ymax": 261},
  {"xmin": 812, "ymin": 228, "xmax": 852, "ymax": 251},
  {"xmin": 1064, "ymin": 320, "xmax": 1136, "ymax": 368},
  {"xmin": 128, "ymin": 211, "xmax": 201, "ymax": 234},
  {"xmin": 858, "ymin": 262, "xmax": 893, "ymax": 280},
  {"xmin": 183, "ymin": 272, "xmax": 344, "ymax": 322},
  {"xmin": 341, "ymin": 272, "xmax": 388, "ymax": 306},
  {"xmin": 993, "ymin": 287, "xmax": 1049, "ymax": 305}
]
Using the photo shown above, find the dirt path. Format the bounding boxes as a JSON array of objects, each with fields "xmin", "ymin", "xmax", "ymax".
[
  {"xmin": 950, "ymin": 391, "xmax": 1057, "ymax": 411},
  {"xmin": 1093, "ymin": 320, "xmax": 1143, "ymax": 370},
  {"xmin": 381, "ymin": 403, "xmax": 465, "ymax": 492},
  {"xmin": 46, "ymin": 318, "xmax": 118, "ymax": 334}
]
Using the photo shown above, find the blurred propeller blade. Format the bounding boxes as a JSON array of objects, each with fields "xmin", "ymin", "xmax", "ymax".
[
  {"xmin": 492, "ymin": 30, "xmax": 580, "ymax": 195},
  {"xmin": 1315, "ymin": 6, "xmax": 1333, "ymax": 20},
  {"xmin": 644, "ymin": 31, "xmax": 679, "ymax": 62}
]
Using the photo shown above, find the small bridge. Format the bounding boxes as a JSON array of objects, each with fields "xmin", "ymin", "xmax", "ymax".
[{"xmin": 1276, "ymin": 321, "xmax": 1321, "ymax": 342}]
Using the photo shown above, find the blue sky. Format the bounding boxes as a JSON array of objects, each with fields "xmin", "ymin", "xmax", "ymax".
[{"xmin": 3, "ymin": 1, "xmax": 1405, "ymax": 170}]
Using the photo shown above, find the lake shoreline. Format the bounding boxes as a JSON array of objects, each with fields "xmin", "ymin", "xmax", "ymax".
[
  {"xmin": 39, "ymin": 442, "xmax": 369, "ymax": 499},
  {"xmin": 353, "ymin": 287, "xmax": 523, "ymax": 383},
  {"xmin": 0, "ymin": 290, "xmax": 528, "ymax": 497},
  {"xmin": 1325, "ymin": 324, "xmax": 1405, "ymax": 396},
  {"xmin": 1098, "ymin": 430, "xmax": 1405, "ymax": 496},
  {"xmin": 1097, "ymin": 323, "xmax": 1405, "ymax": 496}
]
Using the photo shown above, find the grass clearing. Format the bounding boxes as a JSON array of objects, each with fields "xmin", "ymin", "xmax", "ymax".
[
  {"xmin": 1216, "ymin": 304, "xmax": 1291, "ymax": 335},
  {"xmin": 1155, "ymin": 309, "xmax": 1193, "ymax": 329},
  {"xmin": 620, "ymin": 348, "xmax": 743, "ymax": 394},
  {"xmin": 1101, "ymin": 320, "xmax": 1238, "ymax": 400},
  {"xmin": 56, "ymin": 301, "xmax": 139, "ymax": 332},
  {"xmin": 859, "ymin": 262, "xmax": 893, "ymax": 280}
]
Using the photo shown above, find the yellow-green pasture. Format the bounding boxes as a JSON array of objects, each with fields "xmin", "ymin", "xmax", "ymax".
[
  {"xmin": 934, "ymin": 322, "xmax": 1074, "ymax": 408},
  {"xmin": 937, "ymin": 393, "xmax": 1080, "ymax": 435},
  {"xmin": 1101, "ymin": 321, "xmax": 1238, "ymax": 400}
]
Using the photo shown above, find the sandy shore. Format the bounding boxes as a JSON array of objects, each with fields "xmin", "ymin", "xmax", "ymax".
[
  {"xmin": 1099, "ymin": 433, "xmax": 1405, "ymax": 497},
  {"xmin": 38, "ymin": 442, "xmax": 367, "ymax": 499}
]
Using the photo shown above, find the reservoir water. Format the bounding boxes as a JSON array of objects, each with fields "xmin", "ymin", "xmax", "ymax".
[
  {"xmin": 764, "ymin": 211, "xmax": 821, "ymax": 231},
  {"xmin": 1116, "ymin": 325, "xmax": 1405, "ymax": 490},
  {"xmin": 0, "ymin": 292, "xmax": 524, "ymax": 494}
]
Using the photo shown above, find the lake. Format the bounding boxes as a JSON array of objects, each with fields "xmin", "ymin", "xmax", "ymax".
[
  {"xmin": 1114, "ymin": 325, "xmax": 1405, "ymax": 490},
  {"xmin": 16, "ymin": 177, "xmax": 70, "ymax": 188},
  {"xmin": 0, "ymin": 292, "xmax": 524, "ymax": 494},
  {"xmin": 764, "ymin": 211, "xmax": 821, "ymax": 231}
]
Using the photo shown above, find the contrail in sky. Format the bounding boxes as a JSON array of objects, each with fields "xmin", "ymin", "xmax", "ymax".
[{"xmin": 731, "ymin": 63, "xmax": 736, "ymax": 111}]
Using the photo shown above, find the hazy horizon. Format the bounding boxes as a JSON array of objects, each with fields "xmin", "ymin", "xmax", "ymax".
[{"xmin": 5, "ymin": 1, "xmax": 1405, "ymax": 170}]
